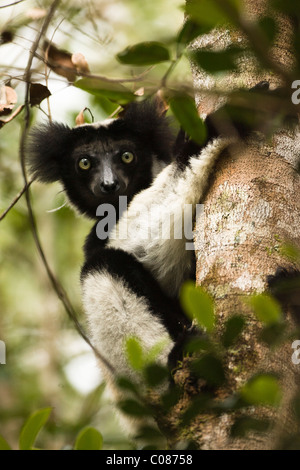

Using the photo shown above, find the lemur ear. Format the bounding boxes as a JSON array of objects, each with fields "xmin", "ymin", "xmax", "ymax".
[
  {"xmin": 118, "ymin": 93, "xmax": 169, "ymax": 130},
  {"xmin": 27, "ymin": 122, "xmax": 72, "ymax": 183},
  {"xmin": 118, "ymin": 91, "xmax": 168, "ymax": 119}
]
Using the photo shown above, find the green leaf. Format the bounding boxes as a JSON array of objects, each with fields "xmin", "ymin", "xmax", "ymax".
[
  {"xmin": 259, "ymin": 322, "xmax": 287, "ymax": 347},
  {"xmin": 231, "ymin": 417, "xmax": 271, "ymax": 438},
  {"xmin": 191, "ymin": 354, "xmax": 225, "ymax": 386},
  {"xmin": 186, "ymin": 0, "xmax": 241, "ymax": 28},
  {"xmin": 0, "ymin": 435, "xmax": 11, "ymax": 450},
  {"xmin": 19, "ymin": 407, "xmax": 52, "ymax": 450},
  {"xmin": 281, "ymin": 242, "xmax": 300, "ymax": 262},
  {"xmin": 161, "ymin": 386, "xmax": 182, "ymax": 411},
  {"xmin": 117, "ymin": 42, "xmax": 170, "ymax": 66},
  {"xmin": 116, "ymin": 376, "xmax": 139, "ymax": 395},
  {"xmin": 125, "ymin": 337, "xmax": 144, "ymax": 371},
  {"xmin": 190, "ymin": 48, "xmax": 242, "ymax": 73},
  {"xmin": 74, "ymin": 427, "xmax": 103, "ymax": 450},
  {"xmin": 145, "ymin": 338, "xmax": 170, "ymax": 364},
  {"xmin": 74, "ymin": 78, "xmax": 134, "ymax": 105},
  {"xmin": 181, "ymin": 394, "xmax": 212, "ymax": 426},
  {"xmin": 143, "ymin": 363, "xmax": 169, "ymax": 387},
  {"xmin": 249, "ymin": 294, "xmax": 282, "ymax": 325},
  {"xmin": 241, "ymin": 374, "xmax": 282, "ymax": 407},
  {"xmin": 222, "ymin": 315, "xmax": 245, "ymax": 348},
  {"xmin": 180, "ymin": 281, "xmax": 215, "ymax": 332},
  {"xmin": 184, "ymin": 336, "xmax": 213, "ymax": 354},
  {"xmin": 258, "ymin": 17, "xmax": 278, "ymax": 44},
  {"xmin": 118, "ymin": 399, "xmax": 151, "ymax": 417},
  {"xmin": 135, "ymin": 426, "xmax": 164, "ymax": 442},
  {"xmin": 170, "ymin": 94, "xmax": 207, "ymax": 146},
  {"xmin": 292, "ymin": 394, "xmax": 300, "ymax": 423},
  {"xmin": 177, "ymin": 19, "xmax": 211, "ymax": 49},
  {"xmin": 272, "ymin": 0, "xmax": 300, "ymax": 16}
]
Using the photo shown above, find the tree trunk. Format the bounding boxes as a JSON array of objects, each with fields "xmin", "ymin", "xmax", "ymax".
[{"xmin": 171, "ymin": 0, "xmax": 300, "ymax": 450}]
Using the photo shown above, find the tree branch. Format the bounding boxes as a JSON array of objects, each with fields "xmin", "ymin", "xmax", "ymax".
[{"xmin": 18, "ymin": 0, "xmax": 115, "ymax": 375}]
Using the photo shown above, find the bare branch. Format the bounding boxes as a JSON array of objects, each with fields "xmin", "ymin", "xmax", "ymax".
[
  {"xmin": 17, "ymin": 0, "xmax": 115, "ymax": 375},
  {"xmin": 0, "ymin": 176, "xmax": 34, "ymax": 222},
  {"xmin": 0, "ymin": 0, "xmax": 26, "ymax": 9}
]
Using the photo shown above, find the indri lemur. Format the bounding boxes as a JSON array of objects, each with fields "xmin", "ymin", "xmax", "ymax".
[{"xmin": 27, "ymin": 83, "xmax": 299, "ymax": 404}]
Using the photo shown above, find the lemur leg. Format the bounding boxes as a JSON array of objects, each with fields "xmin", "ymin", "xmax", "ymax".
[{"xmin": 81, "ymin": 248, "xmax": 191, "ymax": 379}]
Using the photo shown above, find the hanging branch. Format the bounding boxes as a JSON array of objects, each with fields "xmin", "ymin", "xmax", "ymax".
[
  {"xmin": 18, "ymin": 0, "xmax": 115, "ymax": 375},
  {"xmin": 0, "ymin": 177, "xmax": 34, "ymax": 222}
]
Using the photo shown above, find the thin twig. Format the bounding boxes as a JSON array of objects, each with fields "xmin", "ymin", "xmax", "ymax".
[
  {"xmin": 18, "ymin": 0, "xmax": 115, "ymax": 375},
  {"xmin": 0, "ymin": 0, "xmax": 26, "ymax": 9},
  {"xmin": 33, "ymin": 50, "xmax": 155, "ymax": 84},
  {"xmin": 0, "ymin": 177, "xmax": 34, "ymax": 222}
]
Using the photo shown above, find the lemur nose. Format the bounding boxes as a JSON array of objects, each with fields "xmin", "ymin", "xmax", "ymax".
[{"xmin": 100, "ymin": 181, "xmax": 120, "ymax": 193}]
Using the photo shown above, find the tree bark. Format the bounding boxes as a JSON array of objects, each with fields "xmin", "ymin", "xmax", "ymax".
[{"xmin": 172, "ymin": 0, "xmax": 300, "ymax": 450}]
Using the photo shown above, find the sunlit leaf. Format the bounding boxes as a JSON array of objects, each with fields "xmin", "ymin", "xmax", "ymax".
[
  {"xmin": 19, "ymin": 407, "xmax": 52, "ymax": 450},
  {"xmin": 117, "ymin": 42, "xmax": 170, "ymax": 66},
  {"xmin": 74, "ymin": 427, "xmax": 103, "ymax": 450},
  {"xmin": 145, "ymin": 338, "xmax": 170, "ymax": 364},
  {"xmin": 180, "ymin": 281, "xmax": 215, "ymax": 332},
  {"xmin": 241, "ymin": 374, "xmax": 282, "ymax": 407},
  {"xmin": 186, "ymin": 0, "xmax": 241, "ymax": 28},
  {"xmin": 281, "ymin": 242, "xmax": 300, "ymax": 262},
  {"xmin": 125, "ymin": 337, "xmax": 144, "ymax": 371},
  {"xmin": 0, "ymin": 435, "xmax": 11, "ymax": 450}
]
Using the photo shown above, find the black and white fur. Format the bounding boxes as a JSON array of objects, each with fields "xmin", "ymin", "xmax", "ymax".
[
  {"xmin": 27, "ymin": 94, "xmax": 258, "ymax": 432},
  {"xmin": 27, "ymin": 99, "xmax": 229, "ymax": 375},
  {"xmin": 27, "ymin": 85, "xmax": 300, "ymax": 436}
]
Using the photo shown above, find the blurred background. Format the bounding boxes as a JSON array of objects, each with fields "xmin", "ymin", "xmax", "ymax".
[{"xmin": 0, "ymin": 0, "xmax": 189, "ymax": 449}]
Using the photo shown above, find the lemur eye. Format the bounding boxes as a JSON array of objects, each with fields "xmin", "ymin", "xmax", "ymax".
[
  {"xmin": 121, "ymin": 151, "xmax": 134, "ymax": 164},
  {"xmin": 78, "ymin": 158, "xmax": 91, "ymax": 170}
]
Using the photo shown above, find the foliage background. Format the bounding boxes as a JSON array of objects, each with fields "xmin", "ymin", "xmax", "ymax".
[{"xmin": 0, "ymin": 0, "xmax": 187, "ymax": 450}]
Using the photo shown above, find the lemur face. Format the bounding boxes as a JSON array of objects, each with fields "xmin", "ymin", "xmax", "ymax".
[
  {"xmin": 27, "ymin": 99, "xmax": 175, "ymax": 219},
  {"xmin": 61, "ymin": 125, "xmax": 150, "ymax": 218},
  {"xmin": 72, "ymin": 139, "xmax": 136, "ymax": 197}
]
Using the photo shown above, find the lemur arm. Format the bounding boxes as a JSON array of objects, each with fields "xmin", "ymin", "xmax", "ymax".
[{"xmin": 107, "ymin": 137, "xmax": 231, "ymax": 298}]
